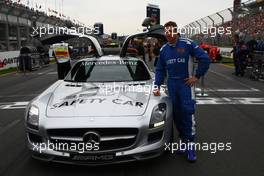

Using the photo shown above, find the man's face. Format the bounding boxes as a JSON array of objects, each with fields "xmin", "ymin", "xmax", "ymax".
[{"xmin": 165, "ymin": 26, "xmax": 178, "ymax": 44}]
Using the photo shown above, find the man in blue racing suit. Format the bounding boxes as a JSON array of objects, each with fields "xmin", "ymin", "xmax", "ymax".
[{"xmin": 153, "ymin": 21, "xmax": 210, "ymax": 162}]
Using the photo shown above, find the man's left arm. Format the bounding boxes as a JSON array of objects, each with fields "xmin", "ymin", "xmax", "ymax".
[
  {"xmin": 185, "ymin": 41, "xmax": 210, "ymax": 86},
  {"xmin": 191, "ymin": 42, "xmax": 211, "ymax": 79}
]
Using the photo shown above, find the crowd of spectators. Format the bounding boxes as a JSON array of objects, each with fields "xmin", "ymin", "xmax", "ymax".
[
  {"xmin": 2, "ymin": 0, "xmax": 44, "ymax": 15},
  {"xmin": 192, "ymin": 8, "xmax": 264, "ymax": 47},
  {"xmin": 0, "ymin": 0, "xmax": 75, "ymax": 25},
  {"xmin": 234, "ymin": 9, "xmax": 264, "ymax": 40},
  {"xmin": 0, "ymin": 0, "xmax": 83, "ymax": 52}
]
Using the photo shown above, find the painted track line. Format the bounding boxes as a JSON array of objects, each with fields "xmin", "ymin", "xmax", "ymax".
[
  {"xmin": 1, "ymin": 98, "xmax": 264, "ymax": 110},
  {"xmin": 209, "ymin": 70, "xmax": 262, "ymax": 91}
]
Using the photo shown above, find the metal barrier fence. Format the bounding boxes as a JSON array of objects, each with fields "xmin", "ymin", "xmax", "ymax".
[{"xmin": 184, "ymin": 8, "xmax": 233, "ymax": 31}]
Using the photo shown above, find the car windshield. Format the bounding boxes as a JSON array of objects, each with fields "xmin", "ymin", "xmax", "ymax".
[{"xmin": 64, "ymin": 60, "xmax": 151, "ymax": 82}]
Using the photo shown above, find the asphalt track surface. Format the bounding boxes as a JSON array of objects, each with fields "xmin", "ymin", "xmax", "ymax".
[{"xmin": 0, "ymin": 63, "xmax": 264, "ymax": 176}]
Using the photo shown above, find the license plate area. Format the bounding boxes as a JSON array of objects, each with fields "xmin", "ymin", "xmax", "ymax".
[{"xmin": 71, "ymin": 153, "xmax": 115, "ymax": 161}]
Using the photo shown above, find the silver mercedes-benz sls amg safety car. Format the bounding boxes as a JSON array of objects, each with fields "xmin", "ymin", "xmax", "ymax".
[{"xmin": 25, "ymin": 26, "xmax": 173, "ymax": 165}]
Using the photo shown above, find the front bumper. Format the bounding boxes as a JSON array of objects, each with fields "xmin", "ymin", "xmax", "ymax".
[
  {"xmin": 26, "ymin": 104, "xmax": 173, "ymax": 165},
  {"xmin": 26, "ymin": 121, "xmax": 172, "ymax": 165},
  {"xmin": 30, "ymin": 145, "xmax": 165, "ymax": 166}
]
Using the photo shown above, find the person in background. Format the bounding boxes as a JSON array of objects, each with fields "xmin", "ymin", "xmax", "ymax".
[
  {"xmin": 236, "ymin": 40, "xmax": 249, "ymax": 77},
  {"xmin": 53, "ymin": 43, "xmax": 71, "ymax": 80},
  {"xmin": 135, "ymin": 40, "xmax": 146, "ymax": 63},
  {"xmin": 145, "ymin": 41, "xmax": 155, "ymax": 71},
  {"xmin": 231, "ymin": 34, "xmax": 240, "ymax": 76},
  {"xmin": 153, "ymin": 40, "xmax": 163, "ymax": 67}
]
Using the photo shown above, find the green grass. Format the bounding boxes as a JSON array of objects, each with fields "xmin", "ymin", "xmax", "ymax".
[
  {"xmin": 220, "ymin": 57, "xmax": 234, "ymax": 67},
  {"xmin": 50, "ymin": 58, "xmax": 56, "ymax": 64},
  {"xmin": 0, "ymin": 67, "xmax": 17, "ymax": 76}
]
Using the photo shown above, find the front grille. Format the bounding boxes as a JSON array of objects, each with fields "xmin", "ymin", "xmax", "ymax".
[{"xmin": 47, "ymin": 128, "xmax": 138, "ymax": 152}]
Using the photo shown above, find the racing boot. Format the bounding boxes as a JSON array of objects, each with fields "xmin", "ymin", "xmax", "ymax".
[{"xmin": 186, "ymin": 142, "xmax": 197, "ymax": 163}]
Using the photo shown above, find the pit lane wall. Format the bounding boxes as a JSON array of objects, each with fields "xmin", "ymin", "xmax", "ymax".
[
  {"xmin": 0, "ymin": 50, "xmax": 55, "ymax": 71},
  {"xmin": 0, "ymin": 51, "xmax": 19, "ymax": 71},
  {"xmin": 219, "ymin": 47, "xmax": 233, "ymax": 58}
]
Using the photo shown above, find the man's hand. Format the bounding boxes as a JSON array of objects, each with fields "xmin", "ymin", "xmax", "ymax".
[
  {"xmin": 185, "ymin": 76, "xmax": 198, "ymax": 87},
  {"xmin": 153, "ymin": 89, "xmax": 161, "ymax": 96}
]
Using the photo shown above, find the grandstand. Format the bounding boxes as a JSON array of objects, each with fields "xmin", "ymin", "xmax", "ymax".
[
  {"xmin": 185, "ymin": 0, "xmax": 264, "ymax": 47},
  {"xmin": 0, "ymin": 0, "xmax": 85, "ymax": 52}
]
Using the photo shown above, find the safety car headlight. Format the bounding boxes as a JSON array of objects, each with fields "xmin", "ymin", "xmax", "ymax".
[
  {"xmin": 27, "ymin": 105, "xmax": 39, "ymax": 130},
  {"xmin": 149, "ymin": 103, "xmax": 166, "ymax": 128}
]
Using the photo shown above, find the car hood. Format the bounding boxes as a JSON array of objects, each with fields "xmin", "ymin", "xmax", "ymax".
[{"xmin": 46, "ymin": 81, "xmax": 152, "ymax": 117}]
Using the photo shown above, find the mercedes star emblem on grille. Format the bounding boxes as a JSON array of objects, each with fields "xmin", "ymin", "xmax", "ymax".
[{"xmin": 83, "ymin": 131, "xmax": 101, "ymax": 143}]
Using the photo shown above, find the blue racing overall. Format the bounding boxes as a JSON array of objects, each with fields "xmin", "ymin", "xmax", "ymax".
[{"xmin": 155, "ymin": 38, "xmax": 210, "ymax": 142}]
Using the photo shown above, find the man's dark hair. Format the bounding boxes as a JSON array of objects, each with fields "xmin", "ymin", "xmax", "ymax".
[{"xmin": 164, "ymin": 21, "xmax": 177, "ymax": 28}]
